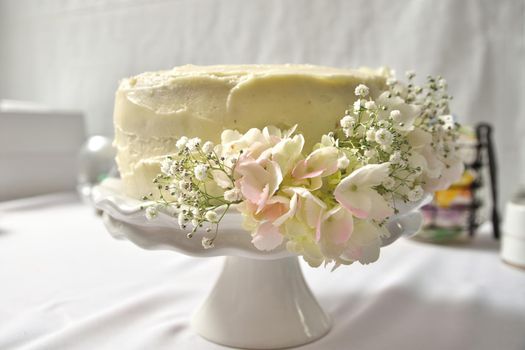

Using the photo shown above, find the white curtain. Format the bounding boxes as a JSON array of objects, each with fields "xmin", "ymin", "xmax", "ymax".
[{"xmin": 0, "ymin": 0, "xmax": 523, "ymax": 206}]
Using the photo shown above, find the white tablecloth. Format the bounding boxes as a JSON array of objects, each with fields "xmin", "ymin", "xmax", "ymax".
[{"xmin": 1, "ymin": 193, "xmax": 524, "ymax": 350}]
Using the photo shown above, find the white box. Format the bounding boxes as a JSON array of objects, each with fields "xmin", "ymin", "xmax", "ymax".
[{"xmin": 0, "ymin": 103, "xmax": 86, "ymax": 200}]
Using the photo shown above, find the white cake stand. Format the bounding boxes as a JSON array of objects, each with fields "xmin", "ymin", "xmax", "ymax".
[{"xmin": 92, "ymin": 178, "xmax": 428, "ymax": 349}]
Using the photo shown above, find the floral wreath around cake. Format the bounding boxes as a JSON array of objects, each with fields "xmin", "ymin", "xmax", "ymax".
[{"xmin": 140, "ymin": 70, "xmax": 464, "ymax": 268}]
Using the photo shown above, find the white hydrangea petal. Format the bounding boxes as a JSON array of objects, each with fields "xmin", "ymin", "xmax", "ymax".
[
  {"xmin": 211, "ymin": 169, "xmax": 232, "ymax": 189},
  {"xmin": 407, "ymin": 129, "xmax": 432, "ymax": 149},
  {"xmin": 367, "ymin": 190, "xmax": 394, "ymax": 220},
  {"xmin": 221, "ymin": 129, "xmax": 243, "ymax": 144},
  {"xmin": 271, "ymin": 134, "xmax": 305, "ymax": 174},
  {"xmin": 341, "ymin": 163, "xmax": 390, "ymax": 187}
]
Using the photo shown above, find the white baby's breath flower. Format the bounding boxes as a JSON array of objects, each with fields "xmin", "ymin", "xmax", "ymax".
[
  {"xmin": 377, "ymin": 120, "xmax": 391, "ymax": 128},
  {"xmin": 382, "ymin": 177, "xmax": 396, "ymax": 190},
  {"xmin": 160, "ymin": 158, "xmax": 173, "ymax": 176},
  {"xmin": 340, "ymin": 115, "xmax": 356, "ymax": 128},
  {"xmin": 194, "ymin": 164, "xmax": 209, "ymax": 181},
  {"xmin": 337, "ymin": 155, "xmax": 350, "ymax": 169},
  {"xmin": 389, "ymin": 151, "xmax": 404, "ymax": 165},
  {"xmin": 405, "ymin": 70, "xmax": 416, "ymax": 79},
  {"xmin": 407, "ymin": 185, "xmax": 424, "ymax": 202},
  {"xmin": 168, "ymin": 179, "xmax": 179, "ymax": 192},
  {"xmin": 390, "ymin": 110, "xmax": 402, "ymax": 122},
  {"xmin": 191, "ymin": 219, "xmax": 200, "ymax": 228},
  {"xmin": 191, "ymin": 219, "xmax": 199, "ymax": 228},
  {"xmin": 365, "ymin": 128, "xmax": 376, "ymax": 142},
  {"xmin": 178, "ymin": 180, "xmax": 187, "ymax": 191},
  {"xmin": 386, "ymin": 77, "xmax": 398, "ymax": 86},
  {"xmin": 205, "ymin": 210, "xmax": 219, "ymax": 223},
  {"xmin": 202, "ymin": 141, "xmax": 214, "ymax": 154},
  {"xmin": 413, "ymin": 165, "xmax": 423, "ymax": 176},
  {"xmin": 225, "ymin": 156, "xmax": 238, "ymax": 168},
  {"xmin": 439, "ymin": 115, "xmax": 455, "ymax": 130},
  {"xmin": 364, "ymin": 100, "xmax": 377, "ymax": 110},
  {"xmin": 202, "ymin": 237, "xmax": 215, "ymax": 249},
  {"xmin": 364, "ymin": 148, "xmax": 377, "ymax": 160},
  {"xmin": 355, "ymin": 84, "xmax": 369, "ymax": 97},
  {"xmin": 353, "ymin": 99, "xmax": 365, "ymax": 112},
  {"xmin": 180, "ymin": 204, "xmax": 191, "ymax": 213},
  {"xmin": 178, "ymin": 212, "xmax": 186, "ymax": 228},
  {"xmin": 375, "ymin": 129, "xmax": 393, "ymax": 146},
  {"xmin": 145, "ymin": 206, "xmax": 158, "ymax": 221},
  {"xmin": 224, "ymin": 188, "xmax": 242, "ymax": 202},
  {"xmin": 176, "ymin": 136, "xmax": 189, "ymax": 150},
  {"xmin": 186, "ymin": 137, "xmax": 201, "ymax": 151},
  {"xmin": 191, "ymin": 207, "xmax": 201, "ymax": 216}
]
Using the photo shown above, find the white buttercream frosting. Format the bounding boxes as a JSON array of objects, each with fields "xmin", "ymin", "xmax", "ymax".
[{"xmin": 114, "ymin": 64, "xmax": 387, "ymax": 198}]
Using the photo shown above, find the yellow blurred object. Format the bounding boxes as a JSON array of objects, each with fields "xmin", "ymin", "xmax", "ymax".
[{"xmin": 434, "ymin": 171, "xmax": 475, "ymax": 208}]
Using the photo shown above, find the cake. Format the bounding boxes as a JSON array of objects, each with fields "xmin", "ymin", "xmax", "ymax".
[
  {"xmin": 113, "ymin": 64, "xmax": 388, "ymax": 198},
  {"xmin": 110, "ymin": 64, "xmax": 463, "ymax": 266}
]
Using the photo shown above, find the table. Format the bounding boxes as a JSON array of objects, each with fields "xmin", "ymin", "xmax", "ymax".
[{"xmin": 1, "ymin": 193, "xmax": 524, "ymax": 350}]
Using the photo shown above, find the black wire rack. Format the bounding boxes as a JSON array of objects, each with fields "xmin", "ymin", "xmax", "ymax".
[{"xmin": 419, "ymin": 123, "xmax": 500, "ymax": 241}]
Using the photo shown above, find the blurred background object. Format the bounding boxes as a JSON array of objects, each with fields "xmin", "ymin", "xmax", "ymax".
[
  {"xmin": 77, "ymin": 135, "xmax": 117, "ymax": 205},
  {"xmin": 0, "ymin": 100, "xmax": 85, "ymax": 200},
  {"xmin": 502, "ymin": 188, "xmax": 525, "ymax": 269},
  {"xmin": 416, "ymin": 123, "xmax": 501, "ymax": 243}
]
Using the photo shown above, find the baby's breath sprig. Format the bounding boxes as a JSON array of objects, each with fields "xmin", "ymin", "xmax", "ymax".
[
  {"xmin": 140, "ymin": 137, "xmax": 243, "ymax": 249},
  {"xmin": 335, "ymin": 72, "xmax": 459, "ymax": 211}
]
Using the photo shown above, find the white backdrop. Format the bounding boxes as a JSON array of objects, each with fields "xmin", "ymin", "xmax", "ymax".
[{"xmin": 0, "ymin": 0, "xmax": 523, "ymax": 206}]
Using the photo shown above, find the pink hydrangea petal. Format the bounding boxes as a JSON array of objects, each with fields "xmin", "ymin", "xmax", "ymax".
[
  {"xmin": 342, "ymin": 221, "xmax": 381, "ymax": 264},
  {"xmin": 319, "ymin": 207, "xmax": 353, "ymax": 244},
  {"xmin": 259, "ymin": 200, "xmax": 287, "ymax": 222},
  {"xmin": 291, "ymin": 147, "xmax": 339, "ymax": 180},
  {"xmin": 239, "ymin": 176, "xmax": 263, "ymax": 205},
  {"xmin": 265, "ymin": 160, "xmax": 284, "ymax": 195},
  {"xmin": 273, "ymin": 194, "xmax": 298, "ymax": 226},
  {"xmin": 251, "ymin": 221, "xmax": 283, "ymax": 251},
  {"xmin": 334, "ymin": 189, "xmax": 371, "ymax": 219},
  {"xmin": 236, "ymin": 157, "xmax": 283, "ymax": 213},
  {"xmin": 323, "ymin": 161, "xmax": 339, "ymax": 176},
  {"xmin": 255, "ymin": 184, "xmax": 270, "ymax": 214},
  {"xmin": 330, "ymin": 212, "xmax": 353, "ymax": 244},
  {"xmin": 315, "ymin": 215, "xmax": 322, "ymax": 242},
  {"xmin": 292, "ymin": 160, "xmax": 322, "ymax": 179}
]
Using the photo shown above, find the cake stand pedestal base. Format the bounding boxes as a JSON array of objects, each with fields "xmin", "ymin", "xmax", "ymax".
[{"xmin": 192, "ymin": 256, "xmax": 331, "ymax": 349}]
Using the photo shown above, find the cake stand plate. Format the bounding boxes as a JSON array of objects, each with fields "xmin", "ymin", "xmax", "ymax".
[{"xmin": 93, "ymin": 178, "xmax": 428, "ymax": 349}]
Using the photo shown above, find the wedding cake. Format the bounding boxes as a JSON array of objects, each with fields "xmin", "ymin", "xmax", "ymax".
[
  {"xmin": 114, "ymin": 64, "xmax": 388, "ymax": 198},
  {"xmin": 110, "ymin": 63, "xmax": 462, "ymax": 266}
]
